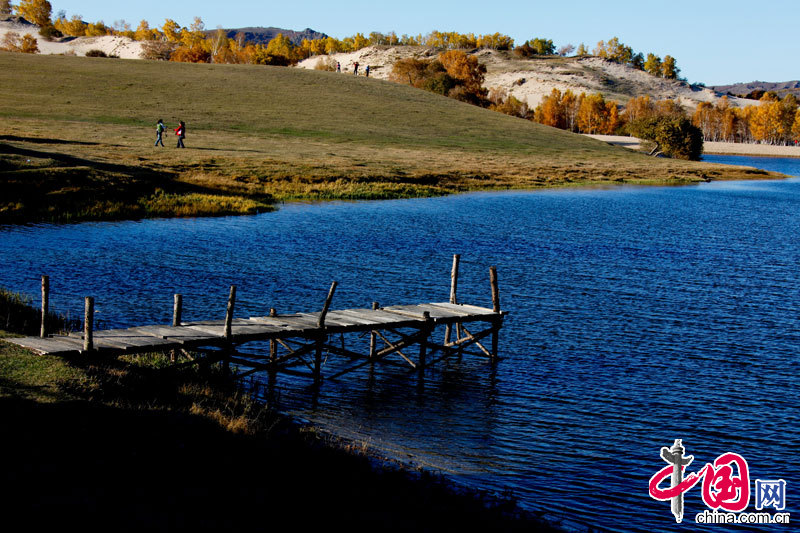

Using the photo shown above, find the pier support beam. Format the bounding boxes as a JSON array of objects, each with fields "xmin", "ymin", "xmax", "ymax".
[
  {"xmin": 489, "ymin": 266, "xmax": 501, "ymax": 360},
  {"xmin": 315, "ymin": 281, "xmax": 338, "ymax": 382},
  {"xmin": 369, "ymin": 301, "xmax": 379, "ymax": 360},
  {"xmin": 269, "ymin": 307, "xmax": 277, "ymax": 367},
  {"xmin": 444, "ymin": 254, "xmax": 460, "ymax": 346},
  {"xmin": 223, "ymin": 286, "xmax": 236, "ymax": 374},
  {"xmin": 83, "ymin": 296, "xmax": 94, "ymax": 353},
  {"xmin": 171, "ymin": 293, "xmax": 182, "ymax": 362},
  {"xmin": 418, "ymin": 311, "xmax": 433, "ymax": 373},
  {"xmin": 40, "ymin": 275, "xmax": 49, "ymax": 338}
]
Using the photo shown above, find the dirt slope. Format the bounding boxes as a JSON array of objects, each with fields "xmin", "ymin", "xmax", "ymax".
[{"xmin": 297, "ymin": 45, "xmax": 754, "ymax": 110}]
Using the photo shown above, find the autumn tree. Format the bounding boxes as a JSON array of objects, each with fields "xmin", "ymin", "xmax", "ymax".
[
  {"xmin": 661, "ymin": 55, "xmax": 679, "ymax": 79},
  {"xmin": 0, "ymin": 31, "xmax": 39, "ymax": 53},
  {"xmin": 577, "ymin": 93, "xmax": 620, "ymax": 134},
  {"xmin": 692, "ymin": 97, "xmax": 737, "ymax": 142},
  {"xmin": 575, "ymin": 43, "xmax": 588, "ymax": 56},
  {"xmin": 54, "ymin": 14, "xmax": 87, "ymax": 37},
  {"xmin": 134, "ymin": 20, "xmax": 157, "ymax": 41},
  {"xmin": 85, "ymin": 21, "xmax": 111, "ymax": 36},
  {"xmin": 627, "ymin": 116, "xmax": 702, "ymax": 159},
  {"xmin": 15, "ymin": 0, "xmax": 51, "ymax": 27},
  {"xmin": 594, "ymin": 37, "xmax": 633, "ymax": 64},
  {"xmin": 750, "ymin": 93, "xmax": 798, "ymax": 145},
  {"xmin": 162, "ymin": 19, "xmax": 182, "ymax": 43},
  {"xmin": 488, "ymin": 87, "xmax": 530, "ymax": 119},
  {"xmin": 792, "ymin": 109, "xmax": 800, "ymax": 142},
  {"xmin": 390, "ymin": 57, "xmax": 438, "ymax": 87},
  {"xmin": 643, "ymin": 53, "xmax": 662, "ymax": 76},
  {"xmin": 438, "ymin": 49, "xmax": 487, "ymax": 104},
  {"xmin": 1, "ymin": 0, "xmax": 13, "ymax": 16},
  {"xmin": 181, "ymin": 17, "xmax": 205, "ymax": 48}
]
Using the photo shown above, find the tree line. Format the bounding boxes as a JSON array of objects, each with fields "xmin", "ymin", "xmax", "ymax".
[
  {"xmin": 3, "ymin": 1, "xmax": 683, "ymax": 80},
  {"xmin": 692, "ymin": 93, "xmax": 800, "ymax": 146}
]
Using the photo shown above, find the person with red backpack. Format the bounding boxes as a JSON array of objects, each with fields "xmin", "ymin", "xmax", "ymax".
[{"xmin": 174, "ymin": 121, "xmax": 186, "ymax": 148}]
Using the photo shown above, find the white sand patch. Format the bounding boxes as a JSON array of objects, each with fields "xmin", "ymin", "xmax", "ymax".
[
  {"xmin": 0, "ymin": 19, "xmax": 145, "ymax": 59},
  {"xmin": 296, "ymin": 46, "xmax": 756, "ymax": 111}
]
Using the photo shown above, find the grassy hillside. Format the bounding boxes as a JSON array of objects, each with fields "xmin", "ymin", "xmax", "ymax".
[{"xmin": 0, "ymin": 52, "xmax": 777, "ymax": 222}]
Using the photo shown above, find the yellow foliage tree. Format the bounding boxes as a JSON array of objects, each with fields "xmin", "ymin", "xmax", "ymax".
[
  {"xmin": 181, "ymin": 17, "xmax": 205, "ymax": 48},
  {"xmin": 577, "ymin": 93, "xmax": 619, "ymax": 134},
  {"xmin": 134, "ymin": 20, "xmax": 157, "ymax": 41},
  {"xmin": 438, "ymin": 50, "xmax": 486, "ymax": 94},
  {"xmin": 792, "ymin": 109, "xmax": 800, "ymax": 142},
  {"xmin": 14, "ymin": 0, "xmax": 52, "ymax": 28},
  {"xmin": 162, "ymin": 19, "xmax": 182, "ymax": 43},
  {"xmin": 0, "ymin": 31, "xmax": 38, "ymax": 53},
  {"xmin": 265, "ymin": 33, "xmax": 295, "ymax": 61},
  {"xmin": 54, "ymin": 14, "xmax": 87, "ymax": 37},
  {"xmin": 85, "ymin": 21, "xmax": 111, "ymax": 37}
]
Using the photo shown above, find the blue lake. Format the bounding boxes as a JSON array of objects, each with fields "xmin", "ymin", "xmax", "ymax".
[{"xmin": 1, "ymin": 154, "xmax": 799, "ymax": 531}]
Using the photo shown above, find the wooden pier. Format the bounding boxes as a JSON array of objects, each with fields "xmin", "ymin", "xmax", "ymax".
[{"xmin": 7, "ymin": 256, "xmax": 506, "ymax": 383}]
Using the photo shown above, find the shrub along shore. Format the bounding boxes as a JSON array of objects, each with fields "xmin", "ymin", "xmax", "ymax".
[
  {"xmin": 0, "ymin": 286, "xmax": 561, "ymax": 531},
  {"xmin": 0, "ymin": 53, "xmax": 785, "ymax": 223}
]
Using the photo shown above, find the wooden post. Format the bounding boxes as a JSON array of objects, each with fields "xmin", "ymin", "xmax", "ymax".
[
  {"xmin": 369, "ymin": 301, "xmax": 379, "ymax": 360},
  {"xmin": 170, "ymin": 294, "xmax": 183, "ymax": 362},
  {"xmin": 40, "ymin": 275, "xmax": 49, "ymax": 338},
  {"xmin": 444, "ymin": 254, "xmax": 460, "ymax": 345},
  {"xmin": 489, "ymin": 266, "xmax": 500, "ymax": 360},
  {"xmin": 315, "ymin": 282, "xmax": 337, "ymax": 383},
  {"xmin": 490, "ymin": 266, "xmax": 500, "ymax": 313},
  {"xmin": 224, "ymin": 286, "xmax": 236, "ymax": 340},
  {"xmin": 83, "ymin": 296, "xmax": 94, "ymax": 352},
  {"xmin": 318, "ymin": 281, "xmax": 338, "ymax": 328},
  {"xmin": 418, "ymin": 311, "xmax": 432, "ymax": 373},
  {"xmin": 172, "ymin": 294, "xmax": 182, "ymax": 327},
  {"xmin": 223, "ymin": 286, "xmax": 236, "ymax": 374},
  {"xmin": 269, "ymin": 307, "xmax": 277, "ymax": 365}
]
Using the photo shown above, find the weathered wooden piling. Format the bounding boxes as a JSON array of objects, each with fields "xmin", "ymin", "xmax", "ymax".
[
  {"xmin": 269, "ymin": 307, "xmax": 277, "ymax": 365},
  {"xmin": 223, "ymin": 286, "xmax": 236, "ymax": 373},
  {"xmin": 444, "ymin": 254, "xmax": 460, "ymax": 345},
  {"xmin": 489, "ymin": 266, "xmax": 500, "ymax": 360},
  {"xmin": 418, "ymin": 311, "xmax": 433, "ymax": 373},
  {"xmin": 315, "ymin": 281, "xmax": 338, "ymax": 381},
  {"xmin": 83, "ymin": 296, "xmax": 94, "ymax": 352},
  {"xmin": 40, "ymin": 275, "xmax": 49, "ymax": 338},
  {"xmin": 369, "ymin": 301, "xmax": 379, "ymax": 360},
  {"xmin": 173, "ymin": 294, "xmax": 182, "ymax": 327}
]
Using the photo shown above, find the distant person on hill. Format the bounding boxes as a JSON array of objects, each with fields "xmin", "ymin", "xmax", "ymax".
[
  {"xmin": 336, "ymin": 61, "xmax": 340, "ymax": 72},
  {"xmin": 353, "ymin": 61, "xmax": 359, "ymax": 75},
  {"xmin": 365, "ymin": 65, "xmax": 370, "ymax": 77},
  {"xmin": 155, "ymin": 119, "xmax": 165, "ymax": 147},
  {"xmin": 174, "ymin": 121, "xmax": 186, "ymax": 148}
]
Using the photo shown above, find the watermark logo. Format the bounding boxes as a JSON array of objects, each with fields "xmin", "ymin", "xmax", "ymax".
[{"xmin": 648, "ymin": 440, "xmax": 791, "ymax": 525}]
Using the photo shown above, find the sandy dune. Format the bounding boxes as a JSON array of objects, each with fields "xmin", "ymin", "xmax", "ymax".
[
  {"xmin": 296, "ymin": 45, "xmax": 755, "ymax": 110},
  {"xmin": 0, "ymin": 18, "xmax": 145, "ymax": 59}
]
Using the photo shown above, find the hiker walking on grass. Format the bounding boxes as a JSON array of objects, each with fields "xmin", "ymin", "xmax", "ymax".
[
  {"xmin": 174, "ymin": 121, "xmax": 186, "ymax": 148},
  {"xmin": 155, "ymin": 119, "xmax": 165, "ymax": 147},
  {"xmin": 353, "ymin": 61, "xmax": 359, "ymax": 75},
  {"xmin": 365, "ymin": 65, "xmax": 370, "ymax": 77}
]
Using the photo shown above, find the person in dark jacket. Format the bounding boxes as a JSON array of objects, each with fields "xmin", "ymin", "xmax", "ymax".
[
  {"xmin": 155, "ymin": 119, "xmax": 165, "ymax": 147},
  {"xmin": 174, "ymin": 121, "xmax": 186, "ymax": 148}
]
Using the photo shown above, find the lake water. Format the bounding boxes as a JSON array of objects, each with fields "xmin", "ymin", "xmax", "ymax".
[{"xmin": 2, "ymin": 155, "xmax": 799, "ymax": 531}]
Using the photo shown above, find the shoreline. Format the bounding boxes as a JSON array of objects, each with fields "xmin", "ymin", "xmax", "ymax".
[{"xmin": 587, "ymin": 134, "xmax": 800, "ymax": 158}]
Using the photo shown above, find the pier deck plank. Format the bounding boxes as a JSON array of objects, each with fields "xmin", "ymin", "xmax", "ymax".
[{"xmin": 6, "ymin": 302, "xmax": 501, "ymax": 357}]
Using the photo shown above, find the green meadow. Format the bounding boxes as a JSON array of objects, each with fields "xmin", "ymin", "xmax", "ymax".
[{"xmin": 0, "ymin": 52, "xmax": 778, "ymax": 222}]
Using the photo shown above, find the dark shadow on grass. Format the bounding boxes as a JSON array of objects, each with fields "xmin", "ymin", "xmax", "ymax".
[{"xmin": 0, "ymin": 134, "xmax": 105, "ymax": 146}]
